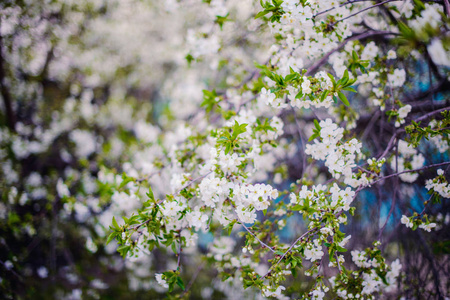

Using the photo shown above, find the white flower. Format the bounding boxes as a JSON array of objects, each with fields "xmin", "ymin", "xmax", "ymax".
[
  {"xmin": 263, "ymin": 285, "xmax": 286, "ymax": 298},
  {"xmin": 301, "ymin": 77, "xmax": 312, "ymax": 94},
  {"xmin": 37, "ymin": 266, "xmax": 48, "ymax": 278},
  {"xmin": 419, "ymin": 223, "xmax": 436, "ymax": 232},
  {"xmin": 155, "ymin": 273, "xmax": 169, "ymax": 288},
  {"xmin": 304, "ymin": 240, "xmax": 324, "ymax": 262},
  {"xmin": 235, "ymin": 205, "xmax": 257, "ymax": 224},
  {"xmin": 387, "ymin": 50, "xmax": 397, "ymax": 59},
  {"xmin": 186, "ymin": 210, "xmax": 209, "ymax": 230},
  {"xmin": 57, "ymin": 178, "xmax": 70, "ymax": 198},
  {"xmin": 69, "ymin": 129, "xmax": 97, "ymax": 158},
  {"xmin": 161, "ymin": 200, "xmax": 184, "ymax": 217},
  {"xmin": 361, "ymin": 41, "xmax": 379, "ymax": 60},
  {"xmin": 311, "ymin": 287, "xmax": 325, "ymax": 300},
  {"xmin": 387, "ymin": 69, "xmax": 406, "ymax": 87},
  {"xmin": 398, "ymin": 105, "xmax": 411, "ymax": 119},
  {"xmin": 401, "ymin": 215, "xmax": 413, "ymax": 228},
  {"xmin": 428, "ymin": 39, "xmax": 450, "ymax": 67}
]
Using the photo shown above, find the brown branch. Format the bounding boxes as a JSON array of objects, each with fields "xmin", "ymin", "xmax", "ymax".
[
  {"xmin": 330, "ymin": 0, "xmax": 400, "ymax": 27},
  {"xmin": 305, "ymin": 30, "xmax": 397, "ymax": 76},
  {"xmin": 179, "ymin": 262, "xmax": 204, "ymax": 298},
  {"xmin": 417, "ymin": 231, "xmax": 444, "ymax": 299},
  {"xmin": 290, "ymin": 105, "xmax": 307, "ymax": 180},
  {"xmin": 0, "ymin": 21, "xmax": 16, "ymax": 132},
  {"xmin": 378, "ymin": 138, "xmax": 399, "ymax": 242},
  {"xmin": 0, "ymin": 260, "xmax": 23, "ymax": 281},
  {"xmin": 370, "ymin": 161, "xmax": 450, "ymax": 186},
  {"xmin": 313, "ymin": 0, "xmax": 402, "ymax": 18},
  {"xmin": 240, "ymin": 220, "xmax": 276, "ymax": 253},
  {"xmin": 444, "ymin": 0, "xmax": 450, "ymax": 16},
  {"xmin": 415, "ymin": 106, "xmax": 450, "ymax": 123},
  {"xmin": 261, "ymin": 227, "xmax": 317, "ymax": 279},
  {"xmin": 176, "ymin": 240, "xmax": 182, "ymax": 271}
]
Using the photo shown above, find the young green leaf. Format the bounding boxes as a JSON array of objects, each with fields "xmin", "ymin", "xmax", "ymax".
[{"xmin": 338, "ymin": 91, "xmax": 350, "ymax": 106}]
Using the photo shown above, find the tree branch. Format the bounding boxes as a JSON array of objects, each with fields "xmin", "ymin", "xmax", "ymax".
[
  {"xmin": 305, "ymin": 30, "xmax": 397, "ymax": 76},
  {"xmin": 240, "ymin": 220, "xmax": 276, "ymax": 254},
  {"xmin": 0, "ymin": 21, "xmax": 16, "ymax": 132}
]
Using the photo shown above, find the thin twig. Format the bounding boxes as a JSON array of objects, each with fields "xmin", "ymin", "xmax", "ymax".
[
  {"xmin": 371, "ymin": 161, "xmax": 450, "ymax": 186},
  {"xmin": 414, "ymin": 106, "xmax": 450, "ymax": 123},
  {"xmin": 329, "ymin": 0, "xmax": 400, "ymax": 27},
  {"xmin": 418, "ymin": 193, "xmax": 434, "ymax": 217},
  {"xmin": 356, "ymin": 166, "xmax": 379, "ymax": 177},
  {"xmin": 305, "ymin": 30, "xmax": 397, "ymax": 76},
  {"xmin": 240, "ymin": 220, "xmax": 276, "ymax": 253},
  {"xmin": 335, "ymin": 252, "xmax": 342, "ymax": 272},
  {"xmin": 361, "ymin": 110, "xmax": 380, "ymax": 141},
  {"xmin": 261, "ymin": 227, "xmax": 317, "ymax": 279},
  {"xmin": 313, "ymin": 0, "xmax": 401, "ymax": 18},
  {"xmin": 378, "ymin": 131, "xmax": 399, "ymax": 160},
  {"xmin": 0, "ymin": 260, "xmax": 23, "ymax": 281},
  {"xmin": 176, "ymin": 240, "xmax": 182, "ymax": 271},
  {"xmin": 0, "ymin": 20, "xmax": 16, "ymax": 132},
  {"xmin": 290, "ymin": 105, "xmax": 307, "ymax": 180},
  {"xmin": 179, "ymin": 262, "xmax": 205, "ymax": 297},
  {"xmin": 378, "ymin": 138, "xmax": 399, "ymax": 242},
  {"xmin": 136, "ymin": 169, "xmax": 163, "ymax": 183}
]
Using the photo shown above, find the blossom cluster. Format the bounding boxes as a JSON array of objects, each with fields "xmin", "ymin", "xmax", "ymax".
[{"xmin": 426, "ymin": 169, "xmax": 450, "ymax": 199}]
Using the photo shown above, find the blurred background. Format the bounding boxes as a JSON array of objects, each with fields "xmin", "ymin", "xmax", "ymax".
[{"xmin": 0, "ymin": 0, "xmax": 449, "ymax": 299}]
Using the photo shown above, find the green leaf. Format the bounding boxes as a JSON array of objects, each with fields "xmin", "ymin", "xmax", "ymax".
[
  {"xmin": 119, "ymin": 173, "xmax": 135, "ymax": 189},
  {"xmin": 243, "ymin": 280, "xmax": 254, "ymax": 288},
  {"xmin": 343, "ymin": 69, "xmax": 349, "ymax": 80},
  {"xmin": 117, "ymin": 245, "xmax": 130, "ymax": 258},
  {"xmin": 147, "ymin": 186, "xmax": 155, "ymax": 201},
  {"xmin": 255, "ymin": 10, "xmax": 270, "ymax": 19},
  {"xmin": 320, "ymin": 90, "xmax": 329, "ymax": 101},
  {"xmin": 295, "ymin": 91, "xmax": 303, "ymax": 99},
  {"xmin": 185, "ymin": 54, "xmax": 194, "ymax": 65},
  {"xmin": 398, "ymin": 21, "xmax": 414, "ymax": 39},
  {"xmin": 112, "ymin": 216, "xmax": 120, "ymax": 230},
  {"xmin": 342, "ymin": 86, "xmax": 357, "ymax": 93},
  {"xmin": 225, "ymin": 143, "xmax": 232, "ymax": 155},
  {"xmin": 285, "ymin": 73, "xmax": 298, "ymax": 82},
  {"xmin": 313, "ymin": 119, "xmax": 321, "ymax": 131},
  {"xmin": 231, "ymin": 121, "xmax": 248, "ymax": 139},
  {"xmin": 226, "ymin": 220, "xmax": 236, "ymax": 235},
  {"xmin": 338, "ymin": 91, "xmax": 350, "ymax": 106},
  {"xmin": 376, "ymin": 270, "xmax": 389, "ymax": 285},
  {"xmin": 291, "ymin": 259, "xmax": 297, "ymax": 268},
  {"xmin": 336, "ymin": 246, "xmax": 348, "ymax": 252},
  {"xmin": 291, "ymin": 266, "xmax": 297, "ymax": 278},
  {"xmin": 176, "ymin": 276, "xmax": 185, "ymax": 290},
  {"xmin": 217, "ymin": 136, "xmax": 229, "ymax": 143},
  {"xmin": 201, "ymin": 89, "xmax": 219, "ymax": 112},
  {"xmin": 308, "ymin": 132, "xmax": 319, "ymax": 142},
  {"xmin": 349, "ymin": 207, "xmax": 356, "ymax": 216},
  {"xmin": 327, "ymin": 73, "xmax": 336, "ymax": 87},
  {"xmin": 215, "ymin": 14, "xmax": 230, "ymax": 30},
  {"xmin": 106, "ymin": 232, "xmax": 118, "ymax": 245},
  {"xmin": 413, "ymin": 0, "xmax": 425, "ymax": 10}
]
